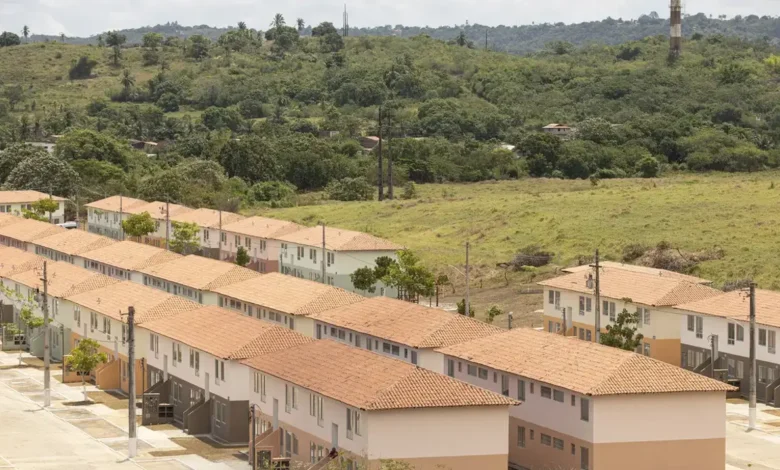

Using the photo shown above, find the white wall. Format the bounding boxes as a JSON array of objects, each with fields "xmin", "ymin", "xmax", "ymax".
[
  {"xmin": 592, "ymin": 392, "xmax": 725, "ymax": 443},
  {"xmin": 2, "ymin": 201, "xmax": 64, "ymax": 222},
  {"xmin": 679, "ymin": 312, "xmax": 780, "ymax": 365},
  {"xmin": 314, "ymin": 320, "xmax": 422, "ymax": 366},
  {"xmin": 368, "ymin": 406, "xmax": 508, "ymax": 459}
]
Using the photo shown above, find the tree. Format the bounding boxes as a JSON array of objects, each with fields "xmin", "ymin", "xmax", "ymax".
[
  {"xmin": 457, "ymin": 298, "xmax": 475, "ymax": 317},
  {"xmin": 456, "ymin": 31, "xmax": 467, "ymax": 47},
  {"xmin": 238, "ymin": 21, "xmax": 247, "ymax": 31},
  {"xmin": 297, "ymin": 18, "xmax": 305, "ymax": 32},
  {"xmin": 326, "ymin": 177, "xmax": 373, "ymax": 201},
  {"xmin": 55, "ymin": 129, "xmax": 130, "ymax": 169},
  {"xmin": 25, "ymin": 198, "xmax": 60, "ymax": 222},
  {"xmin": 5, "ymin": 153, "xmax": 81, "ymax": 197},
  {"xmin": 120, "ymin": 69, "xmax": 135, "ymax": 93},
  {"xmin": 486, "ymin": 305, "xmax": 504, "ymax": 324},
  {"xmin": 69, "ymin": 56, "xmax": 97, "ymax": 80},
  {"xmin": 142, "ymin": 32, "xmax": 164, "ymax": 49},
  {"xmin": 170, "ymin": 221, "xmax": 201, "ymax": 255},
  {"xmin": 0, "ymin": 143, "xmax": 47, "ymax": 182},
  {"xmin": 250, "ymin": 181, "xmax": 296, "ymax": 207},
  {"xmin": 4, "ymin": 84, "xmax": 23, "ymax": 110},
  {"xmin": 600, "ymin": 309, "xmax": 644, "ymax": 351},
  {"xmin": 22, "ymin": 26, "xmax": 29, "ymax": 43},
  {"xmin": 65, "ymin": 338, "xmax": 108, "ymax": 402},
  {"xmin": 0, "ymin": 32, "xmax": 21, "ymax": 47},
  {"xmin": 271, "ymin": 13, "xmax": 286, "ymax": 31},
  {"xmin": 637, "ymin": 156, "xmax": 660, "ymax": 178},
  {"xmin": 235, "ymin": 246, "xmax": 250, "ymax": 266},
  {"xmin": 382, "ymin": 249, "xmax": 435, "ymax": 302},
  {"xmin": 186, "ymin": 35, "xmax": 211, "ymax": 60},
  {"xmin": 60, "ymin": 33, "xmax": 66, "ymax": 43},
  {"xmin": 110, "ymin": 45, "xmax": 122, "ymax": 66},
  {"xmin": 350, "ymin": 267, "xmax": 377, "ymax": 293},
  {"xmin": 122, "ymin": 212, "xmax": 156, "ymax": 238},
  {"xmin": 105, "ymin": 31, "xmax": 127, "ymax": 48}
]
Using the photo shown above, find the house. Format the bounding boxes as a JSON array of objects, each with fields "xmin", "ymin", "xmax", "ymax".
[
  {"xmin": 308, "ymin": 296, "xmax": 503, "ymax": 371},
  {"xmin": 4, "ymin": 261, "xmax": 119, "ymax": 362},
  {"xmin": 140, "ymin": 306, "xmax": 313, "ymax": 444},
  {"xmin": 0, "ymin": 245, "xmax": 46, "ymax": 325},
  {"xmin": 212, "ymin": 272, "xmax": 365, "ymax": 336},
  {"xmin": 245, "ymin": 340, "xmax": 516, "ymax": 470},
  {"xmin": 170, "ymin": 208, "xmax": 245, "ymax": 259},
  {"xmin": 0, "ymin": 218, "xmax": 65, "ymax": 252},
  {"xmin": 539, "ymin": 265, "xmax": 721, "ymax": 364},
  {"xmin": 561, "ymin": 261, "xmax": 711, "ymax": 284},
  {"xmin": 139, "ymin": 255, "xmax": 261, "ymax": 305},
  {"xmin": 541, "ymin": 123, "xmax": 573, "ymax": 138},
  {"xmin": 123, "ymin": 200, "xmax": 193, "ymax": 248},
  {"xmin": 85, "ymin": 195, "xmax": 148, "ymax": 239},
  {"xmin": 33, "ymin": 229, "xmax": 116, "ymax": 265},
  {"xmin": 439, "ymin": 328, "xmax": 735, "ymax": 470},
  {"xmin": 273, "ymin": 226, "xmax": 402, "ymax": 295},
  {"xmin": 0, "ymin": 190, "xmax": 67, "ymax": 224},
  {"xmin": 675, "ymin": 289, "xmax": 780, "ymax": 405},
  {"xmin": 61, "ymin": 281, "xmax": 201, "ymax": 395},
  {"xmin": 78, "ymin": 240, "xmax": 181, "ymax": 283},
  {"xmin": 220, "ymin": 216, "xmax": 303, "ymax": 272}
]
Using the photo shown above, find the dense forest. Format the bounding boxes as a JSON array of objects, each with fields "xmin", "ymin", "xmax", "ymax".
[{"xmin": 1, "ymin": 16, "xmax": 780, "ymax": 210}]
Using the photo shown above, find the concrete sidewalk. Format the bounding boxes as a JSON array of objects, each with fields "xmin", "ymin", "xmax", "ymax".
[{"xmin": 726, "ymin": 400, "xmax": 780, "ymax": 470}]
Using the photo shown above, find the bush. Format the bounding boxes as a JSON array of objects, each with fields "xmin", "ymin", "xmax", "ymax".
[
  {"xmin": 326, "ymin": 176, "xmax": 373, "ymax": 201},
  {"xmin": 156, "ymin": 92, "xmax": 180, "ymax": 112},
  {"xmin": 69, "ymin": 56, "xmax": 97, "ymax": 80},
  {"xmin": 636, "ymin": 156, "xmax": 660, "ymax": 178},
  {"xmin": 250, "ymin": 181, "xmax": 297, "ymax": 207},
  {"xmin": 401, "ymin": 181, "xmax": 417, "ymax": 199}
]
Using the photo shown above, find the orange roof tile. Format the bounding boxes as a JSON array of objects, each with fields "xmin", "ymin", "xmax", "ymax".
[
  {"xmin": 0, "ymin": 190, "xmax": 66, "ymax": 203},
  {"xmin": 562, "ymin": 262, "xmax": 711, "ymax": 284},
  {"xmin": 0, "ymin": 219, "xmax": 65, "ymax": 242},
  {"xmin": 539, "ymin": 267, "xmax": 722, "ymax": 307},
  {"xmin": 0, "ymin": 245, "xmax": 45, "ymax": 276},
  {"xmin": 142, "ymin": 306, "xmax": 313, "ymax": 359},
  {"xmin": 439, "ymin": 328, "xmax": 735, "ymax": 396},
  {"xmin": 80, "ymin": 241, "xmax": 181, "ymax": 271},
  {"xmin": 213, "ymin": 273, "xmax": 365, "ymax": 316},
  {"xmin": 274, "ymin": 226, "xmax": 402, "ymax": 252},
  {"xmin": 0, "ymin": 213, "xmax": 23, "ymax": 228},
  {"xmin": 309, "ymin": 297, "xmax": 503, "ymax": 349},
  {"xmin": 125, "ymin": 201, "xmax": 193, "ymax": 219},
  {"xmin": 139, "ymin": 255, "xmax": 260, "ymax": 290},
  {"xmin": 171, "ymin": 208, "xmax": 244, "ymax": 229},
  {"xmin": 674, "ymin": 289, "xmax": 780, "ymax": 329},
  {"xmin": 10, "ymin": 261, "xmax": 119, "ymax": 298},
  {"xmin": 221, "ymin": 216, "xmax": 303, "ymax": 239},
  {"xmin": 65, "ymin": 281, "xmax": 200, "ymax": 323},
  {"xmin": 35, "ymin": 230, "xmax": 116, "ymax": 255},
  {"xmin": 243, "ymin": 340, "xmax": 517, "ymax": 410},
  {"xmin": 85, "ymin": 195, "xmax": 147, "ymax": 212}
]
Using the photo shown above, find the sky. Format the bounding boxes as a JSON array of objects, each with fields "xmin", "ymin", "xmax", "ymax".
[{"xmin": 1, "ymin": 0, "xmax": 779, "ymax": 37}]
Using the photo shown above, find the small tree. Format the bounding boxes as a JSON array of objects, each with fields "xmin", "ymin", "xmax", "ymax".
[
  {"xmin": 235, "ymin": 246, "xmax": 250, "ymax": 267},
  {"xmin": 66, "ymin": 338, "xmax": 108, "ymax": 402},
  {"xmin": 32, "ymin": 198, "xmax": 59, "ymax": 222},
  {"xmin": 350, "ymin": 267, "xmax": 377, "ymax": 293},
  {"xmin": 122, "ymin": 212, "xmax": 156, "ymax": 238},
  {"xmin": 456, "ymin": 298, "xmax": 475, "ymax": 317},
  {"xmin": 170, "ymin": 221, "xmax": 201, "ymax": 255},
  {"xmin": 383, "ymin": 250, "xmax": 435, "ymax": 302},
  {"xmin": 601, "ymin": 309, "xmax": 645, "ymax": 351},
  {"xmin": 486, "ymin": 305, "xmax": 504, "ymax": 324}
]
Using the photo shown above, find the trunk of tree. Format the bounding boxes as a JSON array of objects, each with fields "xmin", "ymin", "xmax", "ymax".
[{"xmin": 82, "ymin": 376, "xmax": 87, "ymax": 402}]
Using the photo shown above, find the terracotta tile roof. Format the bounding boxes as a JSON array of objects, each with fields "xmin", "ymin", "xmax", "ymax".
[
  {"xmin": 0, "ymin": 219, "xmax": 66, "ymax": 242},
  {"xmin": 674, "ymin": 289, "xmax": 780, "ymax": 329},
  {"xmin": 213, "ymin": 273, "xmax": 365, "ymax": 316},
  {"xmin": 0, "ymin": 246, "xmax": 45, "ymax": 276},
  {"xmin": 65, "ymin": 281, "xmax": 201, "ymax": 323},
  {"xmin": 85, "ymin": 195, "xmax": 147, "ymax": 212},
  {"xmin": 35, "ymin": 230, "xmax": 116, "ymax": 255},
  {"xmin": 273, "ymin": 226, "xmax": 402, "ymax": 252},
  {"xmin": 142, "ymin": 306, "xmax": 313, "ymax": 359},
  {"xmin": 538, "ymin": 267, "xmax": 722, "ymax": 307},
  {"xmin": 243, "ymin": 340, "xmax": 517, "ymax": 410},
  {"xmin": 139, "ymin": 255, "xmax": 260, "ymax": 290},
  {"xmin": 309, "ymin": 297, "xmax": 503, "ymax": 349},
  {"xmin": 439, "ymin": 328, "xmax": 735, "ymax": 396},
  {"xmin": 125, "ymin": 201, "xmax": 193, "ymax": 219},
  {"xmin": 562, "ymin": 262, "xmax": 711, "ymax": 284},
  {"xmin": 170, "ymin": 208, "xmax": 244, "ymax": 229},
  {"xmin": 80, "ymin": 241, "xmax": 182, "ymax": 271},
  {"xmin": 0, "ymin": 190, "xmax": 66, "ymax": 203},
  {"xmin": 0, "ymin": 213, "xmax": 23, "ymax": 228},
  {"xmin": 10, "ymin": 261, "xmax": 119, "ymax": 298},
  {"xmin": 221, "ymin": 216, "xmax": 303, "ymax": 239}
]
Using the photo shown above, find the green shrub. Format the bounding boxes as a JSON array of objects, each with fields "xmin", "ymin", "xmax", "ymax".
[{"xmin": 326, "ymin": 177, "xmax": 373, "ymax": 201}]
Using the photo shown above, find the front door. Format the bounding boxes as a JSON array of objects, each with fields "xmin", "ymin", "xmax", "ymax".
[{"xmin": 331, "ymin": 423, "xmax": 338, "ymax": 449}]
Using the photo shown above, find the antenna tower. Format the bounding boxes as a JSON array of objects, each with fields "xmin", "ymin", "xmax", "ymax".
[{"xmin": 670, "ymin": 0, "xmax": 682, "ymax": 56}]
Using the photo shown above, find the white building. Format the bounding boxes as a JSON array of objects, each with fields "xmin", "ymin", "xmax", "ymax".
[
  {"xmin": 0, "ymin": 190, "xmax": 67, "ymax": 224},
  {"xmin": 78, "ymin": 240, "xmax": 182, "ymax": 283},
  {"xmin": 0, "ymin": 217, "xmax": 65, "ymax": 252},
  {"xmin": 122, "ymin": 200, "xmax": 194, "ymax": 248},
  {"xmin": 33, "ymin": 229, "xmax": 117, "ymax": 265},
  {"xmin": 85, "ymin": 195, "xmax": 148, "ymax": 239},
  {"xmin": 169, "ymin": 208, "xmax": 244, "ymax": 259},
  {"xmin": 220, "ymin": 216, "xmax": 303, "ymax": 272}
]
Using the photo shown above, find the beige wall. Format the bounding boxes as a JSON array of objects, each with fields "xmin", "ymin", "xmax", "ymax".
[
  {"xmin": 642, "ymin": 337, "xmax": 681, "ymax": 365},
  {"xmin": 594, "ymin": 438, "xmax": 725, "ymax": 470},
  {"xmin": 509, "ymin": 416, "xmax": 591, "ymax": 470}
]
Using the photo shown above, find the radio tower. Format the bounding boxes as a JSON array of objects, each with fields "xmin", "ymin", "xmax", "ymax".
[{"xmin": 670, "ymin": 0, "xmax": 682, "ymax": 56}]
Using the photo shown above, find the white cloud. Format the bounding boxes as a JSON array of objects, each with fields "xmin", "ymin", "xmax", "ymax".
[{"xmin": 1, "ymin": 0, "xmax": 780, "ymax": 37}]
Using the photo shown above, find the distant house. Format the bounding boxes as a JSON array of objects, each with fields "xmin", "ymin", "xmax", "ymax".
[
  {"xmin": 319, "ymin": 130, "xmax": 340, "ymax": 139},
  {"xmin": 542, "ymin": 123, "xmax": 573, "ymax": 138}
]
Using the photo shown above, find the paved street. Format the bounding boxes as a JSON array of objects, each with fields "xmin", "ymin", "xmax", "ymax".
[{"xmin": 726, "ymin": 400, "xmax": 780, "ymax": 470}]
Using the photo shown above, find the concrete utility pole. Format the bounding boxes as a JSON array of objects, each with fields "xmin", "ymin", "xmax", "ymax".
[
  {"xmin": 127, "ymin": 305, "xmax": 137, "ymax": 457},
  {"xmin": 377, "ymin": 107, "xmax": 384, "ymax": 201},
  {"xmin": 119, "ymin": 192, "xmax": 124, "ymax": 241},
  {"xmin": 594, "ymin": 249, "xmax": 601, "ymax": 344},
  {"xmin": 508, "ymin": 311, "xmax": 513, "ymax": 330},
  {"xmin": 47, "ymin": 186, "xmax": 53, "ymax": 224},
  {"xmin": 165, "ymin": 199, "xmax": 170, "ymax": 252},
  {"xmin": 387, "ymin": 117, "xmax": 393, "ymax": 200},
  {"xmin": 321, "ymin": 222, "xmax": 326, "ymax": 284},
  {"xmin": 218, "ymin": 209, "xmax": 222, "ymax": 260},
  {"xmin": 75, "ymin": 190, "xmax": 80, "ymax": 229},
  {"xmin": 749, "ymin": 283, "xmax": 757, "ymax": 431},
  {"xmin": 250, "ymin": 403, "xmax": 257, "ymax": 470},
  {"xmin": 41, "ymin": 261, "xmax": 50, "ymax": 407},
  {"xmin": 709, "ymin": 334, "xmax": 719, "ymax": 379},
  {"xmin": 464, "ymin": 242, "xmax": 470, "ymax": 317}
]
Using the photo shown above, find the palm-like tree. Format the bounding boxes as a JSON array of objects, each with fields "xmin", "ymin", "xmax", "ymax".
[
  {"xmin": 120, "ymin": 69, "xmax": 135, "ymax": 93},
  {"xmin": 296, "ymin": 18, "xmax": 305, "ymax": 32},
  {"xmin": 456, "ymin": 31, "xmax": 467, "ymax": 47},
  {"xmin": 270, "ymin": 13, "xmax": 285, "ymax": 31},
  {"xmin": 237, "ymin": 21, "xmax": 247, "ymax": 31},
  {"xmin": 60, "ymin": 33, "xmax": 66, "ymax": 43},
  {"xmin": 22, "ymin": 26, "xmax": 29, "ymax": 43}
]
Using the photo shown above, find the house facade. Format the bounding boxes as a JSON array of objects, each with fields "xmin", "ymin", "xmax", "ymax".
[
  {"xmin": 169, "ymin": 208, "xmax": 244, "ymax": 259},
  {"xmin": 0, "ymin": 191, "xmax": 67, "ymax": 224},
  {"xmin": 123, "ymin": 200, "xmax": 194, "ymax": 248},
  {"xmin": 244, "ymin": 340, "xmax": 515, "ymax": 470},
  {"xmin": 439, "ymin": 328, "xmax": 734, "ymax": 470},
  {"xmin": 33, "ymin": 229, "xmax": 117, "ymax": 265},
  {"xmin": 85, "ymin": 195, "xmax": 148, "ymax": 239},
  {"xmin": 0, "ymin": 218, "xmax": 65, "ymax": 252},
  {"xmin": 220, "ymin": 216, "xmax": 303, "ymax": 272},
  {"xmin": 77, "ymin": 240, "xmax": 182, "ymax": 283}
]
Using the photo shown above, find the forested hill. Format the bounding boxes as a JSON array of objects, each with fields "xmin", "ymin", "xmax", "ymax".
[{"xmin": 29, "ymin": 13, "xmax": 780, "ymax": 55}]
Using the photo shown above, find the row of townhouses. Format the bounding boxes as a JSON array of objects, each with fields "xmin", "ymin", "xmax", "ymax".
[
  {"xmin": 0, "ymin": 232, "xmax": 734, "ymax": 470},
  {"xmin": 540, "ymin": 261, "xmax": 780, "ymax": 406},
  {"xmin": 84, "ymin": 195, "xmax": 401, "ymax": 295},
  {"xmin": 0, "ymin": 190, "xmax": 66, "ymax": 224}
]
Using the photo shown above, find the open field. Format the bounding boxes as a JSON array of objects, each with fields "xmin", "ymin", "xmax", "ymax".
[{"xmin": 266, "ymin": 172, "xmax": 780, "ymax": 296}]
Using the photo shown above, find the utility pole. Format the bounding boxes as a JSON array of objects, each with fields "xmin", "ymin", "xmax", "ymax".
[
  {"xmin": 594, "ymin": 249, "xmax": 601, "ymax": 344},
  {"xmin": 41, "ymin": 261, "xmax": 50, "ymax": 407},
  {"xmin": 126, "ymin": 305, "xmax": 137, "ymax": 457},
  {"xmin": 387, "ymin": 116, "xmax": 393, "ymax": 200},
  {"xmin": 75, "ymin": 190, "xmax": 80, "ymax": 229},
  {"xmin": 321, "ymin": 222, "xmax": 326, "ymax": 284},
  {"xmin": 218, "ymin": 209, "xmax": 222, "ymax": 260},
  {"xmin": 465, "ymin": 242, "xmax": 470, "ymax": 317},
  {"xmin": 119, "ymin": 192, "xmax": 124, "ymax": 241},
  {"xmin": 250, "ymin": 403, "xmax": 257, "ymax": 470},
  {"xmin": 709, "ymin": 334, "xmax": 719, "ymax": 379},
  {"xmin": 508, "ymin": 311, "xmax": 513, "ymax": 330},
  {"xmin": 48, "ymin": 186, "xmax": 53, "ymax": 224},
  {"xmin": 485, "ymin": 28, "xmax": 488, "ymax": 50},
  {"xmin": 377, "ymin": 106, "xmax": 384, "ymax": 201},
  {"xmin": 749, "ymin": 283, "xmax": 757, "ymax": 431},
  {"xmin": 165, "ymin": 198, "xmax": 170, "ymax": 252}
]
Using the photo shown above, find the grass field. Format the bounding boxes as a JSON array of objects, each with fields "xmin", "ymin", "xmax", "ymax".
[{"xmin": 265, "ymin": 172, "xmax": 780, "ymax": 295}]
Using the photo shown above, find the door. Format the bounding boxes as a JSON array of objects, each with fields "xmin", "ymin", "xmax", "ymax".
[
  {"xmin": 331, "ymin": 423, "xmax": 338, "ymax": 449},
  {"xmin": 316, "ymin": 324, "xmax": 322, "ymax": 339},
  {"xmin": 272, "ymin": 399, "xmax": 279, "ymax": 430},
  {"xmin": 163, "ymin": 354, "xmax": 168, "ymax": 381}
]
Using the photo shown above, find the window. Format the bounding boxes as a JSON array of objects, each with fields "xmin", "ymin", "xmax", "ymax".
[
  {"xmin": 581, "ymin": 398, "xmax": 590, "ymax": 422},
  {"xmin": 642, "ymin": 308, "xmax": 650, "ymax": 325},
  {"xmin": 737, "ymin": 360, "xmax": 744, "ymax": 379},
  {"xmin": 467, "ymin": 364, "xmax": 477, "ymax": 377},
  {"xmin": 346, "ymin": 408, "xmax": 361, "ymax": 439},
  {"xmin": 554, "ymin": 291, "xmax": 561, "ymax": 309},
  {"xmin": 530, "ymin": 382, "xmax": 534, "ymax": 394},
  {"xmin": 687, "ymin": 315, "xmax": 695, "ymax": 332},
  {"xmin": 581, "ymin": 447, "xmax": 590, "ymax": 470},
  {"xmin": 540, "ymin": 434, "xmax": 552, "ymax": 446},
  {"xmin": 517, "ymin": 379, "xmax": 525, "ymax": 400},
  {"xmin": 391, "ymin": 345, "xmax": 400, "ymax": 356},
  {"xmin": 571, "ymin": 395, "xmax": 576, "ymax": 406},
  {"xmin": 501, "ymin": 375, "xmax": 509, "ymax": 396},
  {"xmin": 383, "ymin": 342, "xmax": 391, "ymax": 353},
  {"xmin": 190, "ymin": 349, "xmax": 200, "ymax": 374},
  {"xmin": 478, "ymin": 368, "xmax": 488, "ymax": 380},
  {"xmin": 770, "ymin": 331, "xmax": 777, "ymax": 354},
  {"xmin": 553, "ymin": 438, "xmax": 564, "ymax": 450},
  {"xmin": 728, "ymin": 323, "xmax": 736, "ymax": 345},
  {"xmin": 541, "ymin": 386, "xmax": 552, "ymax": 399},
  {"xmin": 553, "ymin": 389, "xmax": 564, "ymax": 402},
  {"xmin": 572, "ymin": 444, "xmax": 576, "ymax": 455},
  {"xmin": 548, "ymin": 290, "xmax": 554, "ymax": 304},
  {"xmin": 696, "ymin": 316, "xmax": 703, "ymax": 339},
  {"xmin": 517, "ymin": 427, "xmax": 525, "ymax": 448},
  {"xmin": 246, "ymin": 237, "xmax": 251, "ymax": 248},
  {"xmin": 530, "ymin": 429, "xmax": 534, "ymax": 440},
  {"xmin": 586, "ymin": 297, "xmax": 592, "ymax": 312},
  {"xmin": 447, "ymin": 359, "xmax": 455, "ymax": 377},
  {"xmin": 579, "ymin": 296, "xmax": 585, "ymax": 315},
  {"xmin": 285, "ymin": 384, "xmax": 292, "ymax": 413},
  {"xmin": 737, "ymin": 324, "xmax": 744, "ymax": 342},
  {"xmin": 309, "ymin": 393, "xmax": 324, "ymax": 427},
  {"xmin": 586, "ymin": 330, "xmax": 592, "ymax": 342},
  {"xmin": 759, "ymin": 329, "xmax": 767, "ymax": 346},
  {"xmin": 643, "ymin": 343, "xmax": 651, "ymax": 357}
]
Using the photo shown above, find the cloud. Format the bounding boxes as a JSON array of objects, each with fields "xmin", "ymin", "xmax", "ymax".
[{"xmin": 1, "ymin": 0, "xmax": 780, "ymax": 37}]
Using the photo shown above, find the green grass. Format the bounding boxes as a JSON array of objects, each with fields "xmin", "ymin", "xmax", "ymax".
[{"xmin": 264, "ymin": 172, "xmax": 780, "ymax": 290}]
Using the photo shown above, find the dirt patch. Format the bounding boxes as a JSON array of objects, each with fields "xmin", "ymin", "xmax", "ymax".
[
  {"xmin": 727, "ymin": 398, "xmax": 748, "ymax": 404},
  {"xmin": 21, "ymin": 357, "xmax": 62, "ymax": 371},
  {"xmin": 764, "ymin": 409, "xmax": 780, "ymax": 417},
  {"xmin": 7, "ymin": 378, "xmax": 42, "ymax": 393},
  {"xmin": 70, "ymin": 418, "xmax": 126, "ymax": 439},
  {"xmin": 51, "ymin": 408, "xmax": 95, "ymax": 420},
  {"xmin": 86, "ymin": 390, "xmax": 130, "ymax": 410},
  {"xmin": 149, "ymin": 437, "xmax": 247, "ymax": 462},
  {"xmin": 145, "ymin": 423, "xmax": 180, "ymax": 431}
]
